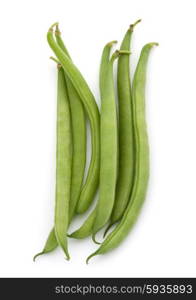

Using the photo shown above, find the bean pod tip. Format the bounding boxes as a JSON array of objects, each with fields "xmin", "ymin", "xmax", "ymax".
[
  {"xmin": 106, "ymin": 40, "xmax": 118, "ymax": 47},
  {"xmin": 33, "ymin": 251, "xmax": 44, "ymax": 262},
  {"xmin": 129, "ymin": 19, "xmax": 142, "ymax": 31},
  {"xmin": 92, "ymin": 233, "xmax": 101, "ymax": 245},
  {"xmin": 49, "ymin": 22, "xmax": 59, "ymax": 32},
  {"xmin": 147, "ymin": 42, "xmax": 159, "ymax": 48},
  {"xmin": 86, "ymin": 252, "xmax": 98, "ymax": 264},
  {"xmin": 55, "ymin": 24, "xmax": 61, "ymax": 35}
]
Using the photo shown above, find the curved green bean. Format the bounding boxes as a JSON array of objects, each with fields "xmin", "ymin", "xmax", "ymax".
[
  {"xmin": 104, "ymin": 20, "xmax": 141, "ymax": 237},
  {"xmin": 68, "ymin": 41, "xmax": 117, "ymax": 242},
  {"xmin": 68, "ymin": 209, "xmax": 96, "ymax": 239},
  {"xmin": 55, "ymin": 64, "xmax": 71, "ymax": 259},
  {"xmin": 47, "ymin": 23, "xmax": 100, "ymax": 214},
  {"xmin": 87, "ymin": 43, "xmax": 158, "ymax": 263},
  {"xmin": 92, "ymin": 49, "xmax": 128, "ymax": 240},
  {"xmin": 34, "ymin": 62, "xmax": 71, "ymax": 261},
  {"xmin": 34, "ymin": 26, "xmax": 87, "ymax": 260},
  {"xmin": 55, "ymin": 26, "xmax": 86, "ymax": 220}
]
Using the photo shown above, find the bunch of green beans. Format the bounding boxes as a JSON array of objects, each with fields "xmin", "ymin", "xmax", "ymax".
[{"xmin": 34, "ymin": 20, "xmax": 157, "ymax": 263}]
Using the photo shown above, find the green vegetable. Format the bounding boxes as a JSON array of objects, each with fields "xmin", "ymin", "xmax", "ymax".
[
  {"xmin": 104, "ymin": 20, "xmax": 141, "ymax": 237},
  {"xmin": 47, "ymin": 23, "xmax": 100, "ymax": 214},
  {"xmin": 92, "ymin": 48, "xmax": 129, "ymax": 242},
  {"xmin": 34, "ymin": 62, "xmax": 71, "ymax": 260},
  {"xmin": 54, "ymin": 64, "xmax": 72, "ymax": 259},
  {"xmin": 87, "ymin": 42, "xmax": 158, "ymax": 263},
  {"xmin": 68, "ymin": 41, "xmax": 117, "ymax": 242},
  {"xmin": 55, "ymin": 25, "xmax": 86, "ymax": 221}
]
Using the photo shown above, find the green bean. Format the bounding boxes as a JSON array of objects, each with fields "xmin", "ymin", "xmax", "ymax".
[
  {"xmin": 55, "ymin": 64, "xmax": 72, "ymax": 259},
  {"xmin": 68, "ymin": 209, "xmax": 96, "ymax": 239},
  {"xmin": 47, "ymin": 23, "xmax": 100, "ymax": 214},
  {"xmin": 92, "ymin": 49, "xmax": 130, "ymax": 241},
  {"xmin": 55, "ymin": 25, "xmax": 86, "ymax": 221},
  {"xmin": 104, "ymin": 20, "xmax": 141, "ymax": 237},
  {"xmin": 68, "ymin": 41, "xmax": 117, "ymax": 241},
  {"xmin": 34, "ymin": 21, "xmax": 98, "ymax": 260},
  {"xmin": 34, "ymin": 27, "xmax": 87, "ymax": 260},
  {"xmin": 34, "ymin": 62, "xmax": 71, "ymax": 261},
  {"xmin": 34, "ymin": 62, "xmax": 72, "ymax": 260},
  {"xmin": 87, "ymin": 43, "xmax": 158, "ymax": 263}
]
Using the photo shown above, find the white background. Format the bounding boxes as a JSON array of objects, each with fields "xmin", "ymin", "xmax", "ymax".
[{"xmin": 0, "ymin": 0, "xmax": 195, "ymax": 277}]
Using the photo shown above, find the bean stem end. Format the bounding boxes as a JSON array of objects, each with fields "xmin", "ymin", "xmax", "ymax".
[
  {"xmin": 129, "ymin": 19, "xmax": 142, "ymax": 31},
  {"xmin": 49, "ymin": 22, "xmax": 59, "ymax": 32}
]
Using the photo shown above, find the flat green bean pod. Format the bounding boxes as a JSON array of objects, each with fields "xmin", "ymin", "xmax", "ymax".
[
  {"xmin": 87, "ymin": 42, "xmax": 158, "ymax": 263},
  {"xmin": 55, "ymin": 65, "xmax": 71, "ymax": 259},
  {"xmin": 34, "ymin": 22, "xmax": 99, "ymax": 260},
  {"xmin": 92, "ymin": 49, "xmax": 130, "ymax": 240},
  {"xmin": 47, "ymin": 23, "xmax": 100, "ymax": 214},
  {"xmin": 34, "ymin": 63, "xmax": 71, "ymax": 261},
  {"xmin": 34, "ymin": 27, "xmax": 87, "ymax": 260},
  {"xmin": 104, "ymin": 20, "xmax": 141, "ymax": 237},
  {"xmin": 55, "ymin": 26, "xmax": 86, "ymax": 221},
  {"xmin": 68, "ymin": 41, "xmax": 117, "ymax": 241}
]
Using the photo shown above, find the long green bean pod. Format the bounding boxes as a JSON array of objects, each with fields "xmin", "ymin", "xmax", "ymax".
[
  {"xmin": 104, "ymin": 20, "xmax": 141, "ymax": 236},
  {"xmin": 55, "ymin": 25, "xmax": 86, "ymax": 221},
  {"xmin": 55, "ymin": 64, "xmax": 72, "ymax": 259},
  {"xmin": 34, "ymin": 63, "xmax": 71, "ymax": 261},
  {"xmin": 34, "ymin": 23, "xmax": 99, "ymax": 260},
  {"xmin": 68, "ymin": 41, "xmax": 117, "ymax": 241},
  {"xmin": 34, "ymin": 27, "xmax": 88, "ymax": 260},
  {"xmin": 87, "ymin": 43, "xmax": 158, "ymax": 263},
  {"xmin": 92, "ymin": 49, "xmax": 127, "ymax": 239},
  {"xmin": 47, "ymin": 23, "xmax": 100, "ymax": 214}
]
